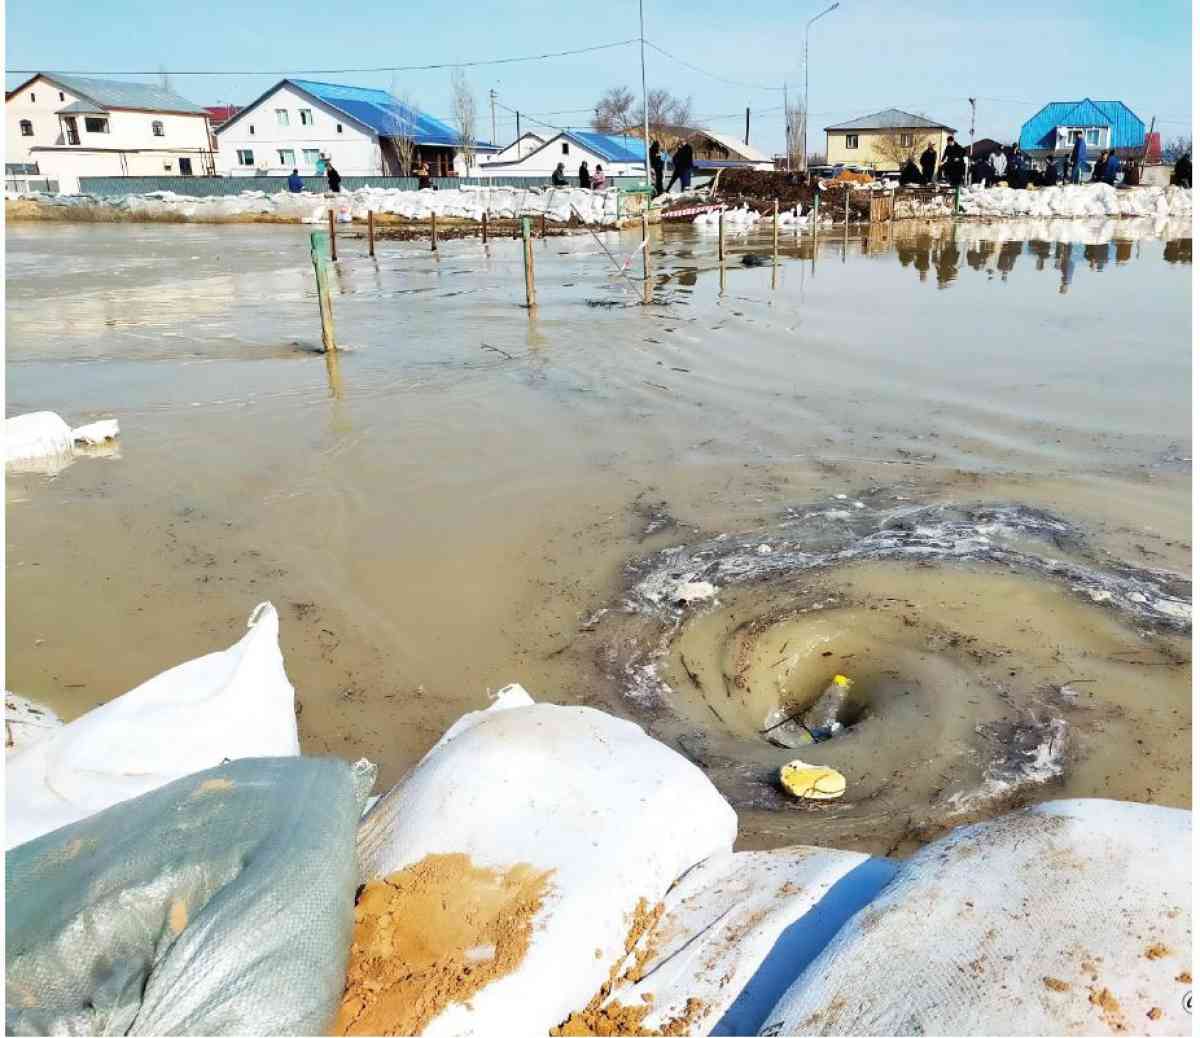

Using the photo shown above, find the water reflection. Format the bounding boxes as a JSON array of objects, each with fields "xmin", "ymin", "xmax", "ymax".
[{"xmin": 1164, "ymin": 238, "xmax": 1192, "ymax": 264}]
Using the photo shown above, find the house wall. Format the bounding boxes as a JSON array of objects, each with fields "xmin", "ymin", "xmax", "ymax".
[
  {"xmin": 7, "ymin": 76, "xmax": 213, "ymax": 192},
  {"xmin": 215, "ymin": 82, "xmax": 382, "ymax": 176},
  {"xmin": 825, "ymin": 128, "xmax": 951, "ymax": 171},
  {"xmin": 485, "ymin": 133, "xmax": 546, "ymax": 163},
  {"xmin": 481, "ymin": 134, "xmax": 643, "ymax": 178}
]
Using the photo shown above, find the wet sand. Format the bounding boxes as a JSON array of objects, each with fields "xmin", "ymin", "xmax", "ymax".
[{"xmin": 6, "ymin": 217, "xmax": 1190, "ymax": 852}]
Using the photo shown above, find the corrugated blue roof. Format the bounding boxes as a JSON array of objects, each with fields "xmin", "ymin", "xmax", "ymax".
[
  {"xmin": 568, "ymin": 131, "xmax": 646, "ymax": 163},
  {"xmin": 1019, "ymin": 99, "xmax": 1145, "ymax": 152},
  {"xmin": 289, "ymin": 79, "xmax": 495, "ymax": 150}
]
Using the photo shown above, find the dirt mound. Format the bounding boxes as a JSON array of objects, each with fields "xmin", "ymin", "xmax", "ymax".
[{"xmin": 334, "ymin": 853, "xmax": 553, "ymax": 1036}]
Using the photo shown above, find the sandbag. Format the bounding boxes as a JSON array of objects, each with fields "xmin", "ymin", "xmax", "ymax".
[
  {"xmin": 574, "ymin": 847, "xmax": 898, "ymax": 1036},
  {"xmin": 6, "ymin": 756, "xmax": 362, "ymax": 1035},
  {"xmin": 6, "ymin": 602, "xmax": 299, "ymax": 849},
  {"xmin": 5, "ymin": 412, "xmax": 73, "ymax": 464},
  {"xmin": 760, "ymin": 799, "xmax": 1192, "ymax": 1036},
  {"xmin": 353, "ymin": 684, "xmax": 738, "ymax": 1036}
]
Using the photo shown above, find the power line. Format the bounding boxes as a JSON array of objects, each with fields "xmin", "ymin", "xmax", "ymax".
[
  {"xmin": 642, "ymin": 41, "xmax": 785, "ymax": 92},
  {"xmin": 7, "ymin": 39, "xmax": 639, "ymax": 77}
]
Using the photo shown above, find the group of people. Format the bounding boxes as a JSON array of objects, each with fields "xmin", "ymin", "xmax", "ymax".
[
  {"xmin": 897, "ymin": 129, "xmax": 1125, "ymax": 190},
  {"xmin": 548, "ymin": 138, "xmax": 696, "ymax": 196},
  {"xmin": 287, "ymin": 152, "xmax": 343, "ymax": 194}
]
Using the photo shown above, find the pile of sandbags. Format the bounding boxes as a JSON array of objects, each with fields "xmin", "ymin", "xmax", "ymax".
[{"xmin": 5, "ymin": 411, "xmax": 119, "ymax": 473}]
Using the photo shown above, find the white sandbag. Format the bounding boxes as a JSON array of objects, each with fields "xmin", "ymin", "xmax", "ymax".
[
  {"xmin": 5, "ymin": 691, "xmax": 63, "ymax": 755},
  {"xmin": 355, "ymin": 684, "xmax": 738, "ymax": 1037},
  {"xmin": 605, "ymin": 847, "xmax": 898, "ymax": 1036},
  {"xmin": 6, "ymin": 411, "xmax": 73, "ymax": 463},
  {"xmin": 71, "ymin": 418, "xmax": 119, "ymax": 445},
  {"xmin": 760, "ymin": 799, "xmax": 1192, "ymax": 1036},
  {"xmin": 5, "ymin": 602, "xmax": 300, "ymax": 850}
]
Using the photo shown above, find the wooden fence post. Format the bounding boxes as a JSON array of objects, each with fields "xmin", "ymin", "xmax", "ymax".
[
  {"xmin": 718, "ymin": 208, "xmax": 726, "ymax": 263},
  {"xmin": 541, "ymin": 212, "xmax": 547, "ymax": 239},
  {"xmin": 521, "ymin": 216, "xmax": 536, "ymax": 308},
  {"xmin": 328, "ymin": 209, "xmax": 337, "ymax": 261},
  {"xmin": 310, "ymin": 231, "xmax": 337, "ymax": 353},
  {"xmin": 431, "ymin": 212, "xmax": 438, "ymax": 251},
  {"xmin": 367, "ymin": 209, "xmax": 375, "ymax": 257},
  {"xmin": 482, "ymin": 211, "xmax": 489, "ymax": 244},
  {"xmin": 641, "ymin": 211, "xmax": 651, "ymax": 305},
  {"xmin": 772, "ymin": 199, "xmax": 779, "ymax": 263}
]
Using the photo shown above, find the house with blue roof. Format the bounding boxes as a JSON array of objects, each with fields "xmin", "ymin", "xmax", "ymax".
[
  {"xmin": 1018, "ymin": 99, "xmax": 1145, "ymax": 160},
  {"xmin": 213, "ymin": 78, "xmax": 498, "ymax": 178},
  {"xmin": 480, "ymin": 129, "xmax": 648, "ymax": 179}
]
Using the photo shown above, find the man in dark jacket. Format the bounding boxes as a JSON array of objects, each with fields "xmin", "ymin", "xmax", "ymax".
[
  {"xmin": 665, "ymin": 141, "xmax": 694, "ymax": 192},
  {"xmin": 551, "ymin": 162, "xmax": 568, "ymax": 186},
  {"xmin": 941, "ymin": 135, "xmax": 966, "ymax": 187},
  {"xmin": 326, "ymin": 161, "xmax": 342, "ymax": 193},
  {"xmin": 919, "ymin": 142, "xmax": 937, "ymax": 184},
  {"xmin": 899, "ymin": 157, "xmax": 922, "ymax": 185},
  {"xmin": 578, "ymin": 161, "xmax": 591, "ymax": 189},
  {"xmin": 1070, "ymin": 131, "xmax": 1087, "ymax": 184},
  {"xmin": 649, "ymin": 140, "xmax": 665, "ymax": 195},
  {"xmin": 1100, "ymin": 149, "xmax": 1121, "ymax": 185},
  {"xmin": 287, "ymin": 169, "xmax": 303, "ymax": 192},
  {"xmin": 1171, "ymin": 150, "xmax": 1191, "ymax": 187},
  {"xmin": 1041, "ymin": 155, "xmax": 1059, "ymax": 186}
]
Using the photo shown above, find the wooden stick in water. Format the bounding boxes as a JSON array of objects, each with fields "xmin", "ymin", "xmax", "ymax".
[
  {"xmin": 521, "ymin": 216, "xmax": 536, "ymax": 308},
  {"xmin": 328, "ymin": 210, "xmax": 337, "ymax": 261},
  {"xmin": 310, "ymin": 231, "xmax": 336, "ymax": 353},
  {"xmin": 431, "ymin": 212, "xmax": 438, "ymax": 252},
  {"xmin": 367, "ymin": 209, "xmax": 375, "ymax": 257}
]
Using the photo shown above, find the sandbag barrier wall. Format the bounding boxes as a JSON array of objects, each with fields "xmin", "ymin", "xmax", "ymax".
[{"xmin": 74, "ymin": 175, "xmax": 651, "ymax": 199}]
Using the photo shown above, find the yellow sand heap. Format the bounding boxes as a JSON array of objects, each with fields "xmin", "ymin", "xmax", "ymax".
[{"xmin": 779, "ymin": 760, "xmax": 847, "ymax": 800}]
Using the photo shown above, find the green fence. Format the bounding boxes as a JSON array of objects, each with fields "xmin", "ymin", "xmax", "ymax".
[{"xmin": 75, "ymin": 174, "xmax": 651, "ymax": 199}]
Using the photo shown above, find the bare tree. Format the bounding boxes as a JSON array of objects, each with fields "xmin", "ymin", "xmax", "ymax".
[
  {"xmin": 450, "ymin": 70, "xmax": 478, "ymax": 176},
  {"xmin": 637, "ymin": 89, "xmax": 693, "ymax": 144},
  {"xmin": 874, "ymin": 130, "xmax": 920, "ymax": 168},
  {"xmin": 592, "ymin": 86, "xmax": 636, "ymax": 133},
  {"xmin": 785, "ymin": 98, "xmax": 806, "ymax": 169},
  {"xmin": 1163, "ymin": 135, "xmax": 1192, "ymax": 163},
  {"xmin": 384, "ymin": 89, "xmax": 419, "ymax": 176}
]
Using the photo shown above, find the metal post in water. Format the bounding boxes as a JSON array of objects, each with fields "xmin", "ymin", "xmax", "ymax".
[
  {"xmin": 641, "ymin": 211, "xmax": 651, "ymax": 305},
  {"xmin": 772, "ymin": 200, "xmax": 779, "ymax": 263},
  {"xmin": 718, "ymin": 208, "xmax": 726, "ymax": 263},
  {"xmin": 310, "ymin": 231, "xmax": 337, "ymax": 353},
  {"xmin": 367, "ymin": 209, "xmax": 375, "ymax": 257},
  {"xmin": 328, "ymin": 210, "xmax": 337, "ymax": 261},
  {"xmin": 521, "ymin": 216, "xmax": 536, "ymax": 308}
]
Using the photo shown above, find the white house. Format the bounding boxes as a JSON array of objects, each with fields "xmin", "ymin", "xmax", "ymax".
[
  {"xmin": 214, "ymin": 78, "xmax": 497, "ymax": 179},
  {"xmin": 6, "ymin": 73, "xmax": 213, "ymax": 193},
  {"xmin": 480, "ymin": 130, "xmax": 647, "ymax": 179},
  {"xmin": 485, "ymin": 132, "xmax": 546, "ymax": 164}
]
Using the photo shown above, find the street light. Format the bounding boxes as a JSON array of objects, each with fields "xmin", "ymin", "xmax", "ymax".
[{"xmin": 802, "ymin": 1, "xmax": 839, "ymax": 173}]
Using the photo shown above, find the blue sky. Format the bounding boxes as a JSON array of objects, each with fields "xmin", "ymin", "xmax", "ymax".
[{"xmin": 6, "ymin": 0, "xmax": 1193, "ymax": 153}]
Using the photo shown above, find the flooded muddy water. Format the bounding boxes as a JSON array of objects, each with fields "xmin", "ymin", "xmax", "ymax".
[{"xmin": 5, "ymin": 216, "xmax": 1191, "ymax": 854}]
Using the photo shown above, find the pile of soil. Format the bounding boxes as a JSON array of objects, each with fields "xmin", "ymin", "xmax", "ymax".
[{"xmin": 334, "ymin": 853, "xmax": 553, "ymax": 1036}]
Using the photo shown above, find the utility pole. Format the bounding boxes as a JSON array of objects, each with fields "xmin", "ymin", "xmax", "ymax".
[
  {"xmin": 516, "ymin": 111, "xmax": 521, "ymax": 153},
  {"xmin": 639, "ymin": 0, "xmax": 651, "ymax": 187},
  {"xmin": 784, "ymin": 82, "xmax": 789, "ymax": 171},
  {"xmin": 967, "ymin": 97, "xmax": 976, "ymax": 186},
  {"xmin": 489, "ymin": 89, "xmax": 497, "ymax": 145},
  {"xmin": 745, "ymin": 106, "xmax": 750, "ymax": 146},
  {"xmin": 803, "ymin": 2, "xmax": 839, "ymax": 174}
]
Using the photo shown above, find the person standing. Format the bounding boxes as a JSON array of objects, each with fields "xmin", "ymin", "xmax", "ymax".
[
  {"xmin": 416, "ymin": 160, "xmax": 431, "ymax": 190},
  {"xmin": 941, "ymin": 134, "xmax": 966, "ymax": 187},
  {"xmin": 1171, "ymin": 149, "xmax": 1191, "ymax": 187},
  {"xmin": 551, "ymin": 162, "xmax": 568, "ymax": 187},
  {"xmin": 899, "ymin": 157, "xmax": 922, "ymax": 185},
  {"xmin": 591, "ymin": 164, "xmax": 607, "ymax": 190},
  {"xmin": 578, "ymin": 161, "xmax": 591, "ymax": 188},
  {"xmin": 1008, "ymin": 143, "xmax": 1027, "ymax": 189},
  {"xmin": 919, "ymin": 141, "xmax": 937, "ymax": 185},
  {"xmin": 988, "ymin": 145, "xmax": 1008, "ymax": 186},
  {"xmin": 665, "ymin": 140, "xmax": 694, "ymax": 192},
  {"xmin": 315, "ymin": 153, "xmax": 328, "ymax": 176},
  {"xmin": 1101, "ymin": 149, "xmax": 1121, "ymax": 185},
  {"xmin": 287, "ymin": 168, "xmax": 303, "ymax": 192},
  {"xmin": 326, "ymin": 160, "xmax": 342, "ymax": 193},
  {"xmin": 649, "ymin": 139, "xmax": 665, "ymax": 195},
  {"xmin": 1041, "ymin": 154, "xmax": 1059, "ymax": 186},
  {"xmin": 1070, "ymin": 131, "xmax": 1087, "ymax": 184}
]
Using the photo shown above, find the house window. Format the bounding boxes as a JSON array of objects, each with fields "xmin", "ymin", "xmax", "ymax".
[
  {"xmin": 84, "ymin": 117, "xmax": 109, "ymax": 133},
  {"xmin": 59, "ymin": 92, "xmax": 64, "ymax": 101},
  {"xmin": 336, "ymin": 123, "xmax": 343, "ymax": 133},
  {"xmin": 249, "ymin": 125, "xmax": 255, "ymax": 135},
  {"xmin": 275, "ymin": 109, "xmax": 289, "ymax": 127},
  {"xmin": 562, "ymin": 142, "xmax": 569, "ymax": 154},
  {"xmin": 19, "ymin": 120, "xmax": 33, "ymax": 136},
  {"xmin": 845, "ymin": 134, "xmax": 859, "ymax": 149},
  {"xmin": 900, "ymin": 133, "xmax": 913, "ymax": 147},
  {"xmin": 179, "ymin": 157, "xmax": 193, "ymax": 175},
  {"xmin": 299, "ymin": 108, "xmax": 313, "ymax": 126},
  {"xmin": 152, "ymin": 120, "xmax": 164, "ymax": 136},
  {"xmin": 278, "ymin": 149, "xmax": 296, "ymax": 166},
  {"xmin": 237, "ymin": 149, "xmax": 254, "ymax": 166},
  {"xmin": 303, "ymin": 148, "xmax": 321, "ymax": 166},
  {"xmin": 29, "ymin": 92, "xmax": 35, "ymax": 102},
  {"xmin": 1085, "ymin": 128, "xmax": 1101, "ymax": 146}
]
